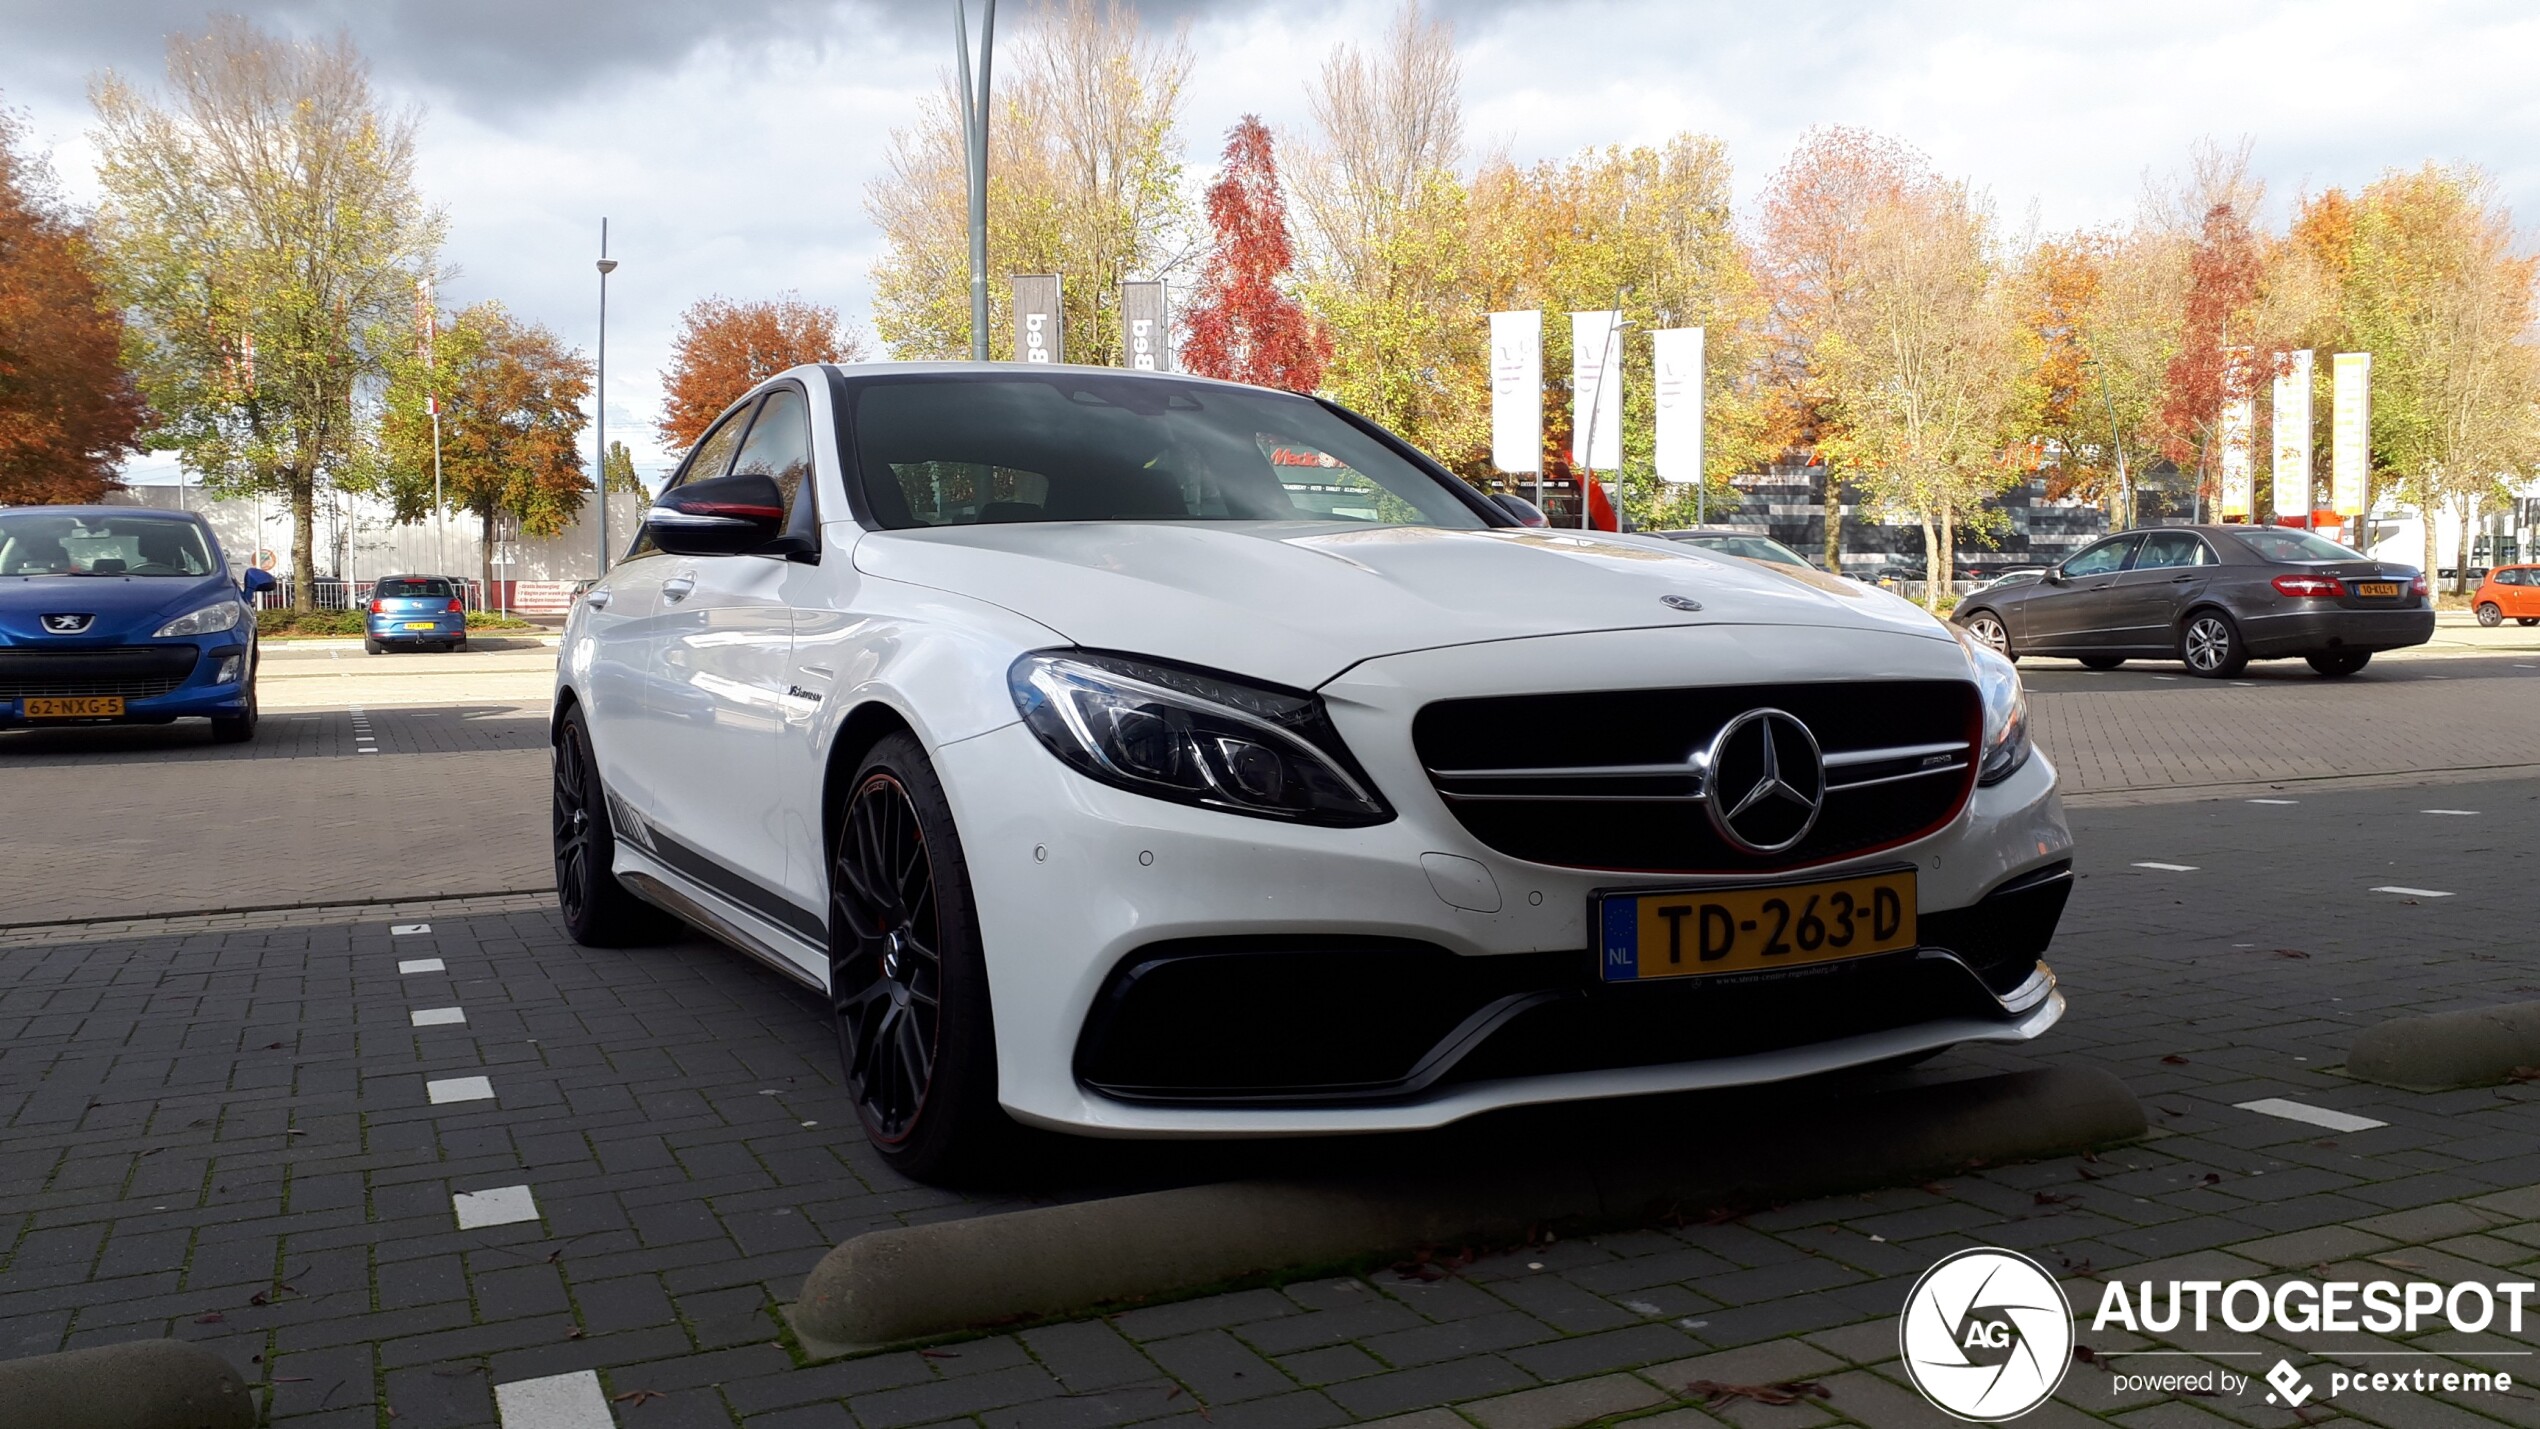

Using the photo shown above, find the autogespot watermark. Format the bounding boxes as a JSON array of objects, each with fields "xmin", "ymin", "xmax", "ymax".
[{"xmin": 1901, "ymin": 1246, "xmax": 2532, "ymax": 1422}]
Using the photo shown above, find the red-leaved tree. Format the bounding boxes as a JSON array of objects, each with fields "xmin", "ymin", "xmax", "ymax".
[
  {"xmin": 2158, "ymin": 201, "xmax": 2266, "ymax": 492},
  {"xmin": 1182, "ymin": 116, "xmax": 1328, "ymax": 391},
  {"xmin": 0, "ymin": 109, "xmax": 148, "ymax": 503},
  {"xmin": 658, "ymin": 294, "xmax": 860, "ymax": 451}
]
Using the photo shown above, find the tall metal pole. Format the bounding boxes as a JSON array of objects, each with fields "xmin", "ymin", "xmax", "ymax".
[
  {"xmin": 955, "ymin": 0, "xmax": 997, "ymax": 360},
  {"xmin": 596, "ymin": 220, "xmax": 618, "ymax": 575}
]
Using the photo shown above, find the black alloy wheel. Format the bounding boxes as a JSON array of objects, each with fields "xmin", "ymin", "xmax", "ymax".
[
  {"xmin": 1961, "ymin": 611, "xmax": 2015, "ymax": 662},
  {"xmin": 2307, "ymin": 650, "xmax": 2371, "ymax": 677},
  {"xmin": 2477, "ymin": 602, "xmax": 2503, "ymax": 627},
  {"xmin": 828, "ymin": 732, "xmax": 1006, "ymax": 1181},
  {"xmin": 2180, "ymin": 609, "xmax": 2248, "ymax": 678},
  {"xmin": 552, "ymin": 707, "xmax": 676, "ymax": 946},
  {"xmin": 2079, "ymin": 655, "xmax": 2126, "ymax": 671}
]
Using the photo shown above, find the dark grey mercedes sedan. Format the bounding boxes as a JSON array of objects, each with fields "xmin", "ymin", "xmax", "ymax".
[{"xmin": 1950, "ymin": 524, "xmax": 2434, "ymax": 677}]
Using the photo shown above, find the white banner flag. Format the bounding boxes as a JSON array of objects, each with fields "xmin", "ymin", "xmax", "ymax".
[
  {"xmin": 2272, "ymin": 350, "xmax": 2313, "ymax": 519},
  {"xmin": 1652, "ymin": 328, "xmax": 1704, "ymax": 485},
  {"xmin": 1571, "ymin": 310, "xmax": 1623, "ymax": 472},
  {"xmin": 1488, "ymin": 311, "xmax": 1542, "ymax": 474},
  {"xmin": 2331, "ymin": 352, "xmax": 2372, "ymax": 517}
]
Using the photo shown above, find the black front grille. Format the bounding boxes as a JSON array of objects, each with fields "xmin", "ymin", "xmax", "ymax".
[
  {"xmin": 1413, "ymin": 681, "xmax": 1981, "ymax": 873},
  {"xmin": 0, "ymin": 647, "xmax": 198, "ymax": 699},
  {"xmin": 1071, "ymin": 880, "xmax": 2065, "ymax": 1108}
]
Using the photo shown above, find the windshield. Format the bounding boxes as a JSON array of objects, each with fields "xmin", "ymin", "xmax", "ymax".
[
  {"xmin": 374, "ymin": 578, "xmax": 454, "ymax": 599},
  {"xmin": 0, "ymin": 512, "xmax": 216, "ymax": 577},
  {"xmin": 2232, "ymin": 527, "xmax": 2366, "ymax": 563},
  {"xmin": 1678, "ymin": 534, "xmax": 1809, "ymax": 567},
  {"xmin": 850, "ymin": 374, "xmax": 1490, "ymax": 530}
]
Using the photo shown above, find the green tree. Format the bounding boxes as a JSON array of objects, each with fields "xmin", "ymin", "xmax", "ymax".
[
  {"xmin": 867, "ymin": 0, "xmax": 1190, "ymax": 364},
  {"xmin": 2335, "ymin": 166, "xmax": 2540, "ymax": 587},
  {"xmin": 604, "ymin": 440, "xmax": 649, "ymax": 502},
  {"xmin": 381, "ymin": 302, "xmax": 592, "ymax": 594},
  {"xmin": 90, "ymin": 18, "xmax": 442, "ymax": 609}
]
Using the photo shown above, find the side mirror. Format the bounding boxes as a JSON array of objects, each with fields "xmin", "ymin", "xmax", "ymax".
[
  {"xmin": 1491, "ymin": 493, "xmax": 1550, "ymax": 528},
  {"xmin": 242, "ymin": 567, "xmax": 278, "ymax": 596},
  {"xmin": 645, "ymin": 473, "xmax": 788, "ymax": 557},
  {"xmin": 2043, "ymin": 568, "xmax": 2070, "ymax": 585}
]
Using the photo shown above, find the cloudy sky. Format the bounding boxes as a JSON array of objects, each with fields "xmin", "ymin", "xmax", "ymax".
[{"xmin": 3, "ymin": 0, "xmax": 2535, "ymax": 484}]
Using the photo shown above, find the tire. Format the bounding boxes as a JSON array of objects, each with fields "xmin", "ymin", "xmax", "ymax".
[
  {"xmin": 2079, "ymin": 655, "xmax": 2126, "ymax": 671},
  {"xmin": 828, "ymin": 732, "xmax": 1010, "ymax": 1183},
  {"xmin": 2477, "ymin": 603, "xmax": 2503, "ymax": 627},
  {"xmin": 552, "ymin": 706, "xmax": 680, "ymax": 947},
  {"xmin": 2307, "ymin": 651, "xmax": 2371, "ymax": 677},
  {"xmin": 2179, "ymin": 609, "xmax": 2248, "ymax": 678},
  {"xmin": 2520, "ymin": 618, "xmax": 2537, "ymax": 627},
  {"xmin": 364, "ymin": 637, "xmax": 383, "ymax": 655},
  {"xmin": 1960, "ymin": 611, "xmax": 2016, "ymax": 663},
  {"xmin": 210, "ymin": 663, "xmax": 258, "ymax": 744}
]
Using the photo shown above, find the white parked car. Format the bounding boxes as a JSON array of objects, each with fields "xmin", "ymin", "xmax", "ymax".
[{"xmin": 554, "ymin": 363, "xmax": 2073, "ymax": 1179}]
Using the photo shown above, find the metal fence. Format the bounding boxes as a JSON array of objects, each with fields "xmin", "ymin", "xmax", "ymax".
[{"xmin": 252, "ymin": 577, "xmax": 485, "ymax": 611}]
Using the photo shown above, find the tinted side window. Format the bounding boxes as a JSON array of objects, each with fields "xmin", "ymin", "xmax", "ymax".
[
  {"xmin": 728, "ymin": 386, "xmax": 813, "ymax": 522},
  {"xmin": 2134, "ymin": 533, "xmax": 2210, "ymax": 570},
  {"xmin": 2062, "ymin": 537, "xmax": 2137, "ymax": 578},
  {"xmin": 630, "ymin": 402, "xmax": 759, "ymax": 559}
]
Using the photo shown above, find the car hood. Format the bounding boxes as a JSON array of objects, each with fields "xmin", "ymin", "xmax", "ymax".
[
  {"xmin": 854, "ymin": 521, "xmax": 1955, "ymax": 689},
  {"xmin": 0, "ymin": 571, "xmax": 240, "ymax": 644}
]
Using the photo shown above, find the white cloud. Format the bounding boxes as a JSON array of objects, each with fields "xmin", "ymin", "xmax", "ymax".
[{"xmin": 6, "ymin": 0, "xmax": 2534, "ymax": 483}]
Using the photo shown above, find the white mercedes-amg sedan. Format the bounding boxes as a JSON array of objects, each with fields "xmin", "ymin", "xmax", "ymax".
[{"xmin": 554, "ymin": 363, "xmax": 2072, "ymax": 1179}]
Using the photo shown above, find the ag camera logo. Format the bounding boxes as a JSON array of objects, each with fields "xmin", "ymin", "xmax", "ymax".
[{"xmin": 1901, "ymin": 1247, "xmax": 2074, "ymax": 1421}]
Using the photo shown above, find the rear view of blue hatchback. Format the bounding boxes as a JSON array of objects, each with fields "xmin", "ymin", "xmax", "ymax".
[{"xmin": 365, "ymin": 575, "xmax": 467, "ymax": 653}]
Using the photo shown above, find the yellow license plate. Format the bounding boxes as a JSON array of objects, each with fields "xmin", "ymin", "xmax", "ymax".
[
  {"xmin": 2355, "ymin": 582, "xmax": 2401, "ymax": 598},
  {"xmin": 1597, "ymin": 869, "xmax": 1917, "ymax": 982},
  {"xmin": 404, "ymin": 621, "xmax": 438, "ymax": 629},
  {"xmin": 25, "ymin": 696, "xmax": 125, "ymax": 718}
]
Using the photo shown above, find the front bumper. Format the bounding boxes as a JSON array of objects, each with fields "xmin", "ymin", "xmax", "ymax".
[
  {"xmin": 937, "ymin": 625, "xmax": 2074, "ymax": 1136},
  {"xmin": 2240, "ymin": 604, "xmax": 2436, "ymax": 658},
  {"xmin": 0, "ymin": 639, "xmax": 251, "ymax": 727}
]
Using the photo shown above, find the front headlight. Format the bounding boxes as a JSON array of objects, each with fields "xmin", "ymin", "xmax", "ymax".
[
  {"xmin": 1952, "ymin": 625, "xmax": 2031, "ymax": 786},
  {"xmin": 1009, "ymin": 650, "xmax": 1393, "ymax": 826},
  {"xmin": 154, "ymin": 601, "xmax": 245, "ymax": 638}
]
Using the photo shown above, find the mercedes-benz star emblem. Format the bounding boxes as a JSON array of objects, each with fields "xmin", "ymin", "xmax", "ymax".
[
  {"xmin": 1661, "ymin": 593, "xmax": 1703, "ymax": 612},
  {"xmin": 40, "ymin": 613, "xmax": 94, "ymax": 634},
  {"xmin": 1702, "ymin": 708, "xmax": 1825, "ymax": 854}
]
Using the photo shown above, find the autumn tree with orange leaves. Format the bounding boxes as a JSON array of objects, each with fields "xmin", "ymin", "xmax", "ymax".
[
  {"xmin": 0, "ymin": 107, "xmax": 148, "ymax": 503},
  {"xmin": 658, "ymin": 295, "xmax": 861, "ymax": 451},
  {"xmin": 1183, "ymin": 117, "xmax": 1327, "ymax": 392},
  {"xmin": 1752, "ymin": 127, "xmax": 1928, "ymax": 567}
]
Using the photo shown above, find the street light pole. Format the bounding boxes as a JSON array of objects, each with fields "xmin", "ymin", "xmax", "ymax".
[
  {"xmin": 596, "ymin": 220, "xmax": 618, "ymax": 576},
  {"xmin": 955, "ymin": 0, "xmax": 997, "ymax": 361},
  {"xmin": 2086, "ymin": 348, "xmax": 2132, "ymax": 530}
]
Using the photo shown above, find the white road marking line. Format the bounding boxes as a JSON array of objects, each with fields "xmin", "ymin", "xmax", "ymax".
[
  {"xmin": 2153, "ymin": 674, "xmax": 2178, "ymax": 680},
  {"xmin": 398, "ymin": 958, "xmax": 445, "ymax": 974},
  {"xmin": 2371, "ymin": 886, "xmax": 2453, "ymax": 898},
  {"xmin": 452, "ymin": 1184, "xmax": 539, "ymax": 1229},
  {"xmin": 2132, "ymin": 862, "xmax": 2199, "ymax": 872},
  {"xmin": 494, "ymin": 1370, "xmax": 613, "ymax": 1429},
  {"xmin": 2236, "ymin": 1098, "xmax": 2387, "ymax": 1133},
  {"xmin": 358, "ymin": 747, "xmax": 378, "ymax": 754},
  {"xmin": 427, "ymin": 1075, "xmax": 495, "ymax": 1105},
  {"xmin": 391, "ymin": 924, "xmax": 432, "ymax": 935},
  {"xmin": 411, "ymin": 1007, "xmax": 466, "ymax": 1027},
  {"xmin": 2420, "ymin": 809, "xmax": 2480, "ymax": 816},
  {"xmin": 2247, "ymin": 798, "xmax": 2299, "ymax": 805}
]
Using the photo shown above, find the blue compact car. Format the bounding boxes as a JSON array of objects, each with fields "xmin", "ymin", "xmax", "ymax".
[
  {"xmin": 0, "ymin": 506, "xmax": 273, "ymax": 743},
  {"xmin": 364, "ymin": 574, "xmax": 467, "ymax": 653}
]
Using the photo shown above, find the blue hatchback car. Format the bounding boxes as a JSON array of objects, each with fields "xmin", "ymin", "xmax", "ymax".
[
  {"xmin": 0, "ymin": 506, "xmax": 273, "ymax": 743},
  {"xmin": 364, "ymin": 574, "xmax": 467, "ymax": 653}
]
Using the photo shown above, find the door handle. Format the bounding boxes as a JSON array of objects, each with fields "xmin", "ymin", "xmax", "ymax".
[
  {"xmin": 662, "ymin": 574, "xmax": 697, "ymax": 603},
  {"xmin": 2169, "ymin": 574, "xmax": 2193, "ymax": 584},
  {"xmin": 583, "ymin": 589, "xmax": 611, "ymax": 609}
]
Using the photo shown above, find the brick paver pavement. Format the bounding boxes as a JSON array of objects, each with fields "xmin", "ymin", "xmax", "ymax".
[{"xmin": 5, "ymin": 764, "xmax": 2537, "ymax": 1425}]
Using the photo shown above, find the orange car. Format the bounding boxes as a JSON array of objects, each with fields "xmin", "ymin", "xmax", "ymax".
[{"xmin": 2473, "ymin": 565, "xmax": 2540, "ymax": 627}]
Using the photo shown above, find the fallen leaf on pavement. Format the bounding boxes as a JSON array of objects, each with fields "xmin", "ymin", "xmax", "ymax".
[
  {"xmin": 2372, "ymin": 1256, "xmax": 2424, "ymax": 1272},
  {"xmin": 611, "ymin": 1390, "xmax": 666, "ymax": 1406},
  {"xmin": 1681, "ymin": 1380, "xmax": 1829, "ymax": 1408},
  {"xmin": 2161, "ymin": 1055, "xmax": 2190, "ymax": 1065},
  {"xmin": 2033, "ymin": 1191, "xmax": 2080, "ymax": 1207}
]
